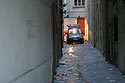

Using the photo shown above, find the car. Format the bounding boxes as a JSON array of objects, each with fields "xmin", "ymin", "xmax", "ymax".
[{"xmin": 66, "ymin": 25, "xmax": 84, "ymax": 44}]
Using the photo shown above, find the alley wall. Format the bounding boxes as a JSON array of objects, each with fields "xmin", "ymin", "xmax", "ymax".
[
  {"xmin": 0, "ymin": 0, "xmax": 53, "ymax": 83},
  {"xmin": 87, "ymin": 0, "xmax": 125, "ymax": 74},
  {"xmin": 118, "ymin": 6, "xmax": 125, "ymax": 74},
  {"xmin": 87, "ymin": 0, "xmax": 95, "ymax": 46},
  {"xmin": 51, "ymin": 0, "xmax": 63, "ymax": 82}
]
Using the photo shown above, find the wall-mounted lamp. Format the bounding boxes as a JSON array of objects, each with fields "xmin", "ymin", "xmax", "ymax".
[{"xmin": 62, "ymin": 3, "xmax": 68, "ymax": 7}]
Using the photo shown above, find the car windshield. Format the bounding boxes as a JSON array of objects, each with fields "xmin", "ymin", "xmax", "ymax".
[{"xmin": 68, "ymin": 28, "xmax": 81, "ymax": 34}]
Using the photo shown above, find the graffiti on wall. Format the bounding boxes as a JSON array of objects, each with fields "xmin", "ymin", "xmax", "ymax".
[{"xmin": 26, "ymin": 19, "xmax": 40, "ymax": 40}]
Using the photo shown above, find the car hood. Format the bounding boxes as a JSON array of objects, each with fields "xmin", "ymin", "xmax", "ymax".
[{"xmin": 68, "ymin": 34, "xmax": 83, "ymax": 38}]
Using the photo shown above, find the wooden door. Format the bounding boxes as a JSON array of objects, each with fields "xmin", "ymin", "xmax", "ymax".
[{"xmin": 77, "ymin": 18, "xmax": 85, "ymax": 35}]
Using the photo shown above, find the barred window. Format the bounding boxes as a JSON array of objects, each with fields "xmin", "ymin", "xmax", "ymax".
[
  {"xmin": 74, "ymin": 0, "xmax": 85, "ymax": 6},
  {"xmin": 74, "ymin": 0, "xmax": 77, "ymax": 6},
  {"xmin": 82, "ymin": 0, "xmax": 85, "ymax": 5}
]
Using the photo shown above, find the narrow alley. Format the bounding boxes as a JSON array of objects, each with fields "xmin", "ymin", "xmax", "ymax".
[
  {"xmin": 0, "ymin": 0, "xmax": 125, "ymax": 83},
  {"xmin": 54, "ymin": 43, "xmax": 125, "ymax": 83}
]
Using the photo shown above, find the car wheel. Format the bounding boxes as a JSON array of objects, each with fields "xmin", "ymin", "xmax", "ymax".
[
  {"xmin": 80, "ymin": 41, "xmax": 83, "ymax": 44},
  {"xmin": 67, "ymin": 40, "xmax": 70, "ymax": 44},
  {"xmin": 80, "ymin": 39, "xmax": 84, "ymax": 44},
  {"xmin": 67, "ymin": 40, "xmax": 72, "ymax": 44}
]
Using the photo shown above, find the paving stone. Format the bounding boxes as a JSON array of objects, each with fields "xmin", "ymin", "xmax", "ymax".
[{"xmin": 54, "ymin": 43, "xmax": 125, "ymax": 83}]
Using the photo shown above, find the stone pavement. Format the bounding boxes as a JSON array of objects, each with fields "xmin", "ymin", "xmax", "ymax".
[{"xmin": 54, "ymin": 43, "xmax": 125, "ymax": 83}]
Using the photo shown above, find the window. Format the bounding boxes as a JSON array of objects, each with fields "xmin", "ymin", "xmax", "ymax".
[
  {"xmin": 74, "ymin": 0, "xmax": 85, "ymax": 7},
  {"xmin": 78, "ymin": 0, "xmax": 81, "ymax": 6},
  {"xmin": 82, "ymin": 0, "xmax": 85, "ymax": 5},
  {"xmin": 74, "ymin": 0, "xmax": 77, "ymax": 6}
]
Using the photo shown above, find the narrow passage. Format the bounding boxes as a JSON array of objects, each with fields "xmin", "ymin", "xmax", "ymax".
[{"xmin": 54, "ymin": 43, "xmax": 125, "ymax": 83}]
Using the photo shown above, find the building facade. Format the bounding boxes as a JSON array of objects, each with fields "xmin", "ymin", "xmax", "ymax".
[
  {"xmin": 63, "ymin": 0, "xmax": 86, "ymax": 18},
  {"xmin": 87, "ymin": 0, "xmax": 125, "ymax": 74}
]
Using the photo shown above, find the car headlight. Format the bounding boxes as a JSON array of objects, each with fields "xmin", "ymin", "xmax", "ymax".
[{"xmin": 68, "ymin": 36, "xmax": 72, "ymax": 38}]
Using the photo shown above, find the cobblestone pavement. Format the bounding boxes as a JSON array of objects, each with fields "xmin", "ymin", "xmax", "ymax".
[{"xmin": 54, "ymin": 43, "xmax": 125, "ymax": 83}]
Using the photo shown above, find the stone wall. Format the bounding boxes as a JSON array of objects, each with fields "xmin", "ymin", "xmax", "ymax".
[
  {"xmin": 51, "ymin": 0, "xmax": 63, "ymax": 82},
  {"xmin": 87, "ymin": 0, "xmax": 125, "ymax": 74}
]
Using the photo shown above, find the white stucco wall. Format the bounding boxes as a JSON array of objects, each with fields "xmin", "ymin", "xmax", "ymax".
[
  {"xmin": 64, "ymin": 18, "xmax": 77, "ymax": 30},
  {"xmin": 0, "ymin": 0, "xmax": 53, "ymax": 83}
]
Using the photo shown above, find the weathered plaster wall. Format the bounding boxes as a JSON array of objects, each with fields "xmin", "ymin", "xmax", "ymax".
[
  {"xmin": 88, "ymin": 0, "xmax": 95, "ymax": 46},
  {"xmin": 64, "ymin": 18, "xmax": 77, "ymax": 30},
  {"xmin": 0, "ymin": 0, "xmax": 53, "ymax": 83}
]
